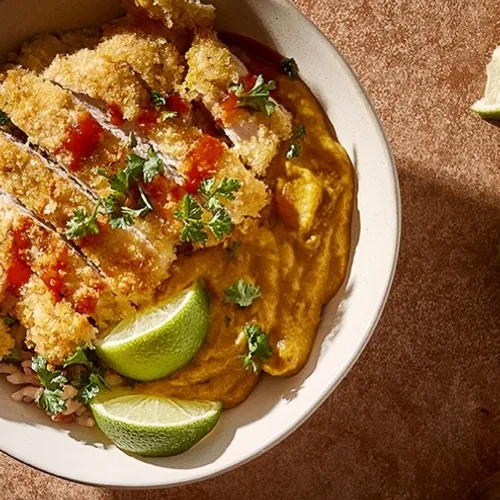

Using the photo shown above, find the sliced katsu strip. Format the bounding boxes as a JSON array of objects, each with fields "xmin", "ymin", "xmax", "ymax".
[
  {"xmin": 16, "ymin": 29, "xmax": 101, "ymax": 73},
  {"xmin": 0, "ymin": 69, "xmax": 178, "ymax": 291},
  {"xmin": 43, "ymin": 46, "xmax": 270, "ymax": 228},
  {"xmin": 0, "ymin": 134, "xmax": 170, "ymax": 306},
  {"xmin": 98, "ymin": 30, "xmax": 185, "ymax": 94},
  {"xmin": 185, "ymin": 30, "xmax": 293, "ymax": 176},
  {"xmin": 0, "ymin": 200, "xmax": 97, "ymax": 365},
  {"xmin": 131, "ymin": 0, "xmax": 215, "ymax": 31}
]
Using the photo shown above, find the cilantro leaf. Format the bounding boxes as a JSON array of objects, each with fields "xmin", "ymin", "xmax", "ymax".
[
  {"xmin": 65, "ymin": 203, "xmax": 101, "ymax": 240},
  {"xmin": 231, "ymin": 75, "xmax": 277, "ymax": 116},
  {"xmin": 37, "ymin": 388, "xmax": 66, "ymax": 415},
  {"xmin": 63, "ymin": 347, "xmax": 93, "ymax": 369},
  {"xmin": 286, "ymin": 142, "xmax": 301, "ymax": 160},
  {"xmin": 3, "ymin": 315, "xmax": 17, "ymax": 327},
  {"xmin": 295, "ymin": 124, "xmax": 306, "ymax": 139},
  {"xmin": 280, "ymin": 57, "xmax": 298, "ymax": 80},
  {"xmin": 286, "ymin": 124, "xmax": 307, "ymax": 159},
  {"xmin": 224, "ymin": 279, "xmax": 261, "ymax": 307},
  {"xmin": 175, "ymin": 195, "xmax": 208, "ymax": 244},
  {"xmin": 208, "ymin": 208, "xmax": 233, "ymax": 240},
  {"xmin": 150, "ymin": 90, "xmax": 167, "ymax": 108},
  {"xmin": 0, "ymin": 110, "xmax": 10, "ymax": 126},
  {"xmin": 75, "ymin": 372, "xmax": 109, "ymax": 404},
  {"xmin": 227, "ymin": 241, "xmax": 241, "ymax": 259},
  {"xmin": 32, "ymin": 355, "xmax": 68, "ymax": 391},
  {"xmin": 240, "ymin": 324, "xmax": 272, "ymax": 372},
  {"xmin": 142, "ymin": 149, "xmax": 163, "ymax": 183},
  {"xmin": 199, "ymin": 177, "xmax": 242, "ymax": 211}
]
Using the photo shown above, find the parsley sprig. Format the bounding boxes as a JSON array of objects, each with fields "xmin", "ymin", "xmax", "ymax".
[
  {"xmin": 65, "ymin": 203, "xmax": 101, "ymax": 240},
  {"xmin": 0, "ymin": 109, "xmax": 11, "ymax": 126},
  {"xmin": 150, "ymin": 90, "xmax": 167, "ymax": 108},
  {"xmin": 175, "ymin": 177, "xmax": 242, "ymax": 244},
  {"xmin": 32, "ymin": 355, "xmax": 68, "ymax": 415},
  {"xmin": 224, "ymin": 280, "xmax": 261, "ymax": 308},
  {"xmin": 286, "ymin": 123, "xmax": 307, "ymax": 160},
  {"xmin": 280, "ymin": 57, "xmax": 299, "ymax": 80},
  {"xmin": 230, "ymin": 75, "xmax": 277, "ymax": 116},
  {"xmin": 240, "ymin": 324, "xmax": 272, "ymax": 372},
  {"xmin": 63, "ymin": 347, "xmax": 110, "ymax": 404}
]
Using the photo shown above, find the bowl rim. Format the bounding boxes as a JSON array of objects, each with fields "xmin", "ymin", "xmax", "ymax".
[{"xmin": 0, "ymin": 0, "xmax": 401, "ymax": 488}]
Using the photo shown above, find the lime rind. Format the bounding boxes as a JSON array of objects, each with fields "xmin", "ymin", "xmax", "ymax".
[
  {"xmin": 91, "ymin": 391, "xmax": 222, "ymax": 457},
  {"xmin": 472, "ymin": 47, "xmax": 500, "ymax": 120}
]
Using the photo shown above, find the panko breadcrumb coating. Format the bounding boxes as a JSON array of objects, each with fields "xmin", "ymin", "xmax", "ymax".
[
  {"xmin": 132, "ymin": 0, "xmax": 215, "ymax": 31},
  {"xmin": 98, "ymin": 31, "xmax": 184, "ymax": 93},
  {"xmin": 0, "ymin": 321, "xmax": 14, "ymax": 360},
  {"xmin": 17, "ymin": 29, "xmax": 101, "ymax": 73},
  {"xmin": 185, "ymin": 30, "xmax": 292, "ymax": 175},
  {"xmin": 45, "ymin": 49, "xmax": 149, "ymax": 121},
  {"xmin": 0, "ymin": 134, "xmax": 171, "ymax": 306}
]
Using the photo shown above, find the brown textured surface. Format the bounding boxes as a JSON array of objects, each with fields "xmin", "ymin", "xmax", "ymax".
[{"xmin": 2, "ymin": 0, "xmax": 500, "ymax": 498}]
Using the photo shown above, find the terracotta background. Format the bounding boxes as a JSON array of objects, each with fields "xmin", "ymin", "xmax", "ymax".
[{"xmin": 3, "ymin": 0, "xmax": 500, "ymax": 498}]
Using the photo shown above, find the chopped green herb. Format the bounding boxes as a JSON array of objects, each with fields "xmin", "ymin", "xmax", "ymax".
[
  {"xmin": 286, "ymin": 123, "xmax": 307, "ymax": 160},
  {"xmin": 75, "ymin": 372, "xmax": 110, "ymax": 404},
  {"xmin": 224, "ymin": 279, "xmax": 261, "ymax": 308},
  {"xmin": 295, "ymin": 123, "xmax": 306, "ymax": 139},
  {"xmin": 63, "ymin": 347, "xmax": 93, "ymax": 369},
  {"xmin": 3, "ymin": 315, "xmax": 17, "ymax": 327},
  {"xmin": 0, "ymin": 110, "xmax": 10, "ymax": 126},
  {"xmin": 161, "ymin": 111, "xmax": 179, "ymax": 121},
  {"xmin": 65, "ymin": 203, "xmax": 101, "ymax": 240},
  {"xmin": 286, "ymin": 142, "xmax": 301, "ymax": 160},
  {"xmin": 280, "ymin": 57, "xmax": 298, "ymax": 80},
  {"xmin": 199, "ymin": 177, "xmax": 242, "ymax": 212},
  {"xmin": 142, "ymin": 148, "xmax": 163, "ymax": 183},
  {"xmin": 37, "ymin": 388, "xmax": 66, "ymax": 415},
  {"xmin": 175, "ymin": 195, "xmax": 208, "ymax": 244},
  {"xmin": 240, "ymin": 324, "xmax": 272, "ymax": 372},
  {"xmin": 97, "ymin": 168, "xmax": 110, "ymax": 178},
  {"xmin": 208, "ymin": 208, "xmax": 233, "ymax": 240},
  {"xmin": 231, "ymin": 75, "xmax": 277, "ymax": 116},
  {"xmin": 227, "ymin": 241, "xmax": 241, "ymax": 259},
  {"xmin": 32, "ymin": 355, "xmax": 67, "ymax": 415},
  {"xmin": 150, "ymin": 90, "xmax": 167, "ymax": 108}
]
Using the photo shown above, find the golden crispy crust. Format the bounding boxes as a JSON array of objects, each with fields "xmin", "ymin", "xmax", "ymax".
[
  {"xmin": 98, "ymin": 31, "xmax": 184, "ymax": 93},
  {"xmin": 45, "ymin": 49, "xmax": 149, "ymax": 121},
  {"xmin": 132, "ymin": 0, "xmax": 215, "ymax": 31},
  {"xmin": 0, "ymin": 321, "xmax": 14, "ymax": 359}
]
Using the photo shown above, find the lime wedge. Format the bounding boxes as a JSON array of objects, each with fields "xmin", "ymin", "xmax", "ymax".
[
  {"xmin": 96, "ymin": 281, "xmax": 209, "ymax": 381},
  {"xmin": 472, "ymin": 47, "xmax": 500, "ymax": 119},
  {"xmin": 91, "ymin": 388, "xmax": 222, "ymax": 457}
]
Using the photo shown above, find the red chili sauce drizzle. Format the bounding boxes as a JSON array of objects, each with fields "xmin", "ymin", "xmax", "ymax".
[
  {"xmin": 183, "ymin": 135, "xmax": 224, "ymax": 194},
  {"xmin": 109, "ymin": 103, "xmax": 125, "ymax": 126},
  {"xmin": 41, "ymin": 247, "xmax": 68, "ymax": 303},
  {"xmin": 75, "ymin": 282, "xmax": 104, "ymax": 316},
  {"xmin": 62, "ymin": 113, "xmax": 103, "ymax": 171},
  {"xmin": 7, "ymin": 227, "xmax": 32, "ymax": 292}
]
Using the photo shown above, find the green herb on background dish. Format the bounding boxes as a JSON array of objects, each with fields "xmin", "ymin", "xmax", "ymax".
[
  {"xmin": 224, "ymin": 280, "xmax": 261, "ymax": 308},
  {"xmin": 287, "ymin": 123, "xmax": 307, "ymax": 160},
  {"xmin": 32, "ymin": 355, "xmax": 67, "ymax": 415},
  {"xmin": 280, "ymin": 57, "xmax": 298, "ymax": 80},
  {"xmin": 241, "ymin": 324, "xmax": 272, "ymax": 372},
  {"xmin": 227, "ymin": 241, "xmax": 241, "ymax": 259},
  {"xmin": 231, "ymin": 75, "xmax": 277, "ymax": 116},
  {"xmin": 65, "ymin": 203, "xmax": 101, "ymax": 240}
]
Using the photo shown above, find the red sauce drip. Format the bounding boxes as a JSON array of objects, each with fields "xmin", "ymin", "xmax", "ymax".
[
  {"xmin": 165, "ymin": 95, "xmax": 190, "ymax": 116},
  {"xmin": 75, "ymin": 296, "xmax": 98, "ymax": 316},
  {"xmin": 109, "ymin": 103, "xmax": 125, "ymax": 126},
  {"xmin": 137, "ymin": 108, "xmax": 160, "ymax": 131},
  {"xmin": 41, "ymin": 248, "xmax": 68, "ymax": 303},
  {"xmin": 184, "ymin": 135, "xmax": 224, "ymax": 194},
  {"xmin": 62, "ymin": 113, "xmax": 103, "ymax": 171},
  {"xmin": 7, "ymin": 228, "xmax": 32, "ymax": 291}
]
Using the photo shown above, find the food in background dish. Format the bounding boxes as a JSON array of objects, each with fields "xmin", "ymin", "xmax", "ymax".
[{"xmin": 0, "ymin": 0, "xmax": 354, "ymax": 456}]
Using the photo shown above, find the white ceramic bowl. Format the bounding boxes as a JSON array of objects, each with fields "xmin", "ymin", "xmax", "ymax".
[{"xmin": 0, "ymin": 0, "xmax": 400, "ymax": 488}]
